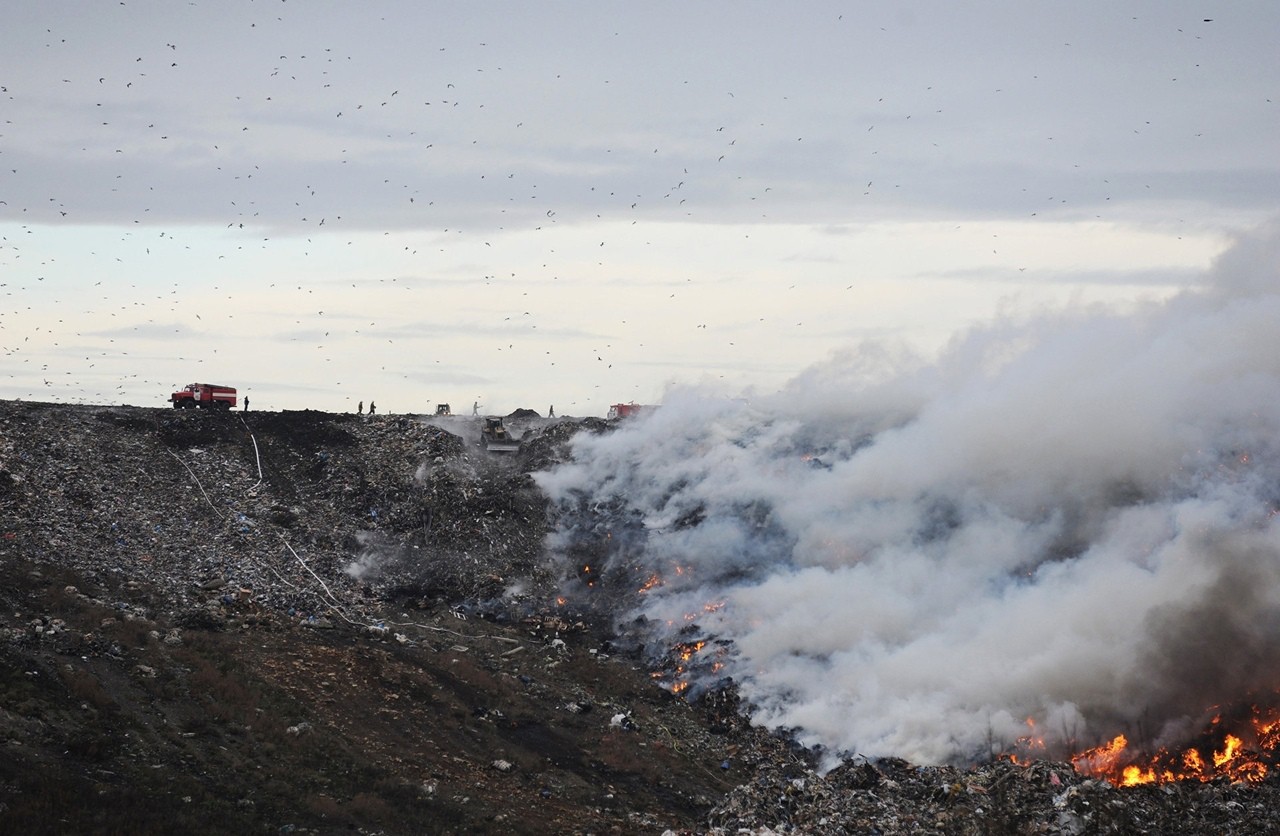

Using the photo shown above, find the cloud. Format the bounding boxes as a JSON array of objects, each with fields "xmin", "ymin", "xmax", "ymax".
[
  {"xmin": 4, "ymin": 1, "xmax": 1278, "ymax": 418},
  {"xmin": 84, "ymin": 322, "xmax": 204, "ymax": 339},
  {"xmin": 927, "ymin": 265, "xmax": 1204, "ymax": 287}
]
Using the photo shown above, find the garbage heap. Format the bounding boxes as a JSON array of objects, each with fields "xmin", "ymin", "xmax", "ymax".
[{"xmin": 6, "ymin": 400, "xmax": 1280, "ymax": 835}]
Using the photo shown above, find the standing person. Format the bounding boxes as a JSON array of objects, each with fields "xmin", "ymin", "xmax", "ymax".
[
  {"xmin": 243, "ymin": 396, "xmax": 249, "ymax": 412},
  {"xmin": 549, "ymin": 405, "xmax": 554, "ymax": 418},
  {"xmin": 369, "ymin": 401, "xmax": 376, "ymax": 415},
  {"xmin": 358, "ymin": 401, "xmax": 363, "ymax": 414}
]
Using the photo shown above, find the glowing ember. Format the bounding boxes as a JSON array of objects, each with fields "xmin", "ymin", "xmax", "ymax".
[
  {"xmin": 676, "ymin": 640, "xmax": 706, "ymax": 662},
  {"xmin": 650, "ymin": 638, "xmax": 727, "ymax": 696}
]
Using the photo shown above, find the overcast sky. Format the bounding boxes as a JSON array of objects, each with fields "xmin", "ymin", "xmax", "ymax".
[{"xmin": 3, "ymin": 1, "xmax": 1277, "ymax": 414}]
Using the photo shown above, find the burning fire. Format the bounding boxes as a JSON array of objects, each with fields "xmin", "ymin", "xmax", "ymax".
[
  {"xmin": 633, "ymin": 564, "xmax": 698, "ymax": 596},
  {"xmin": 1068, "ymin": 704, "xmax": 1280, "ymax": 786},
  {"xmin": 669, "ymin": 600, "xmax": 726, "ymax": 625},
  {"xmin": 658, "ymin": 639, "xmax": 707, "ymax": 693},
  {"xmin": 651, "ymin": 638, "xmax": 727, "ymax": 695},
  {"xmin": 676, "ymin": 639, "xmax": 706, "ymax": 662}
]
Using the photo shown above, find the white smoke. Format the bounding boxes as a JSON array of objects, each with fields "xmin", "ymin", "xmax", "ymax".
[{"xmin": 536, "ymin": 221, "xmax": 1280, "ymax": 765}]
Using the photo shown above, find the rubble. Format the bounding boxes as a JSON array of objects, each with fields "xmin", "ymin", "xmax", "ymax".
[{"xmin": 5, "ymin": 400, "xmax": 1280, "ymax": 834}]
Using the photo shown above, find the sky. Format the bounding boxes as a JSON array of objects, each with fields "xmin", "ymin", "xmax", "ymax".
[{"xmin": 2, "ymin": 1, "xmax": 1277, "ymax": 415}]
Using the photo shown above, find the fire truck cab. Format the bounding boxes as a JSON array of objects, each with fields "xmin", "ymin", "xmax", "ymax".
[{"xmin": 171, "ymin": 383, "xmax": 237, "ymax": 410}]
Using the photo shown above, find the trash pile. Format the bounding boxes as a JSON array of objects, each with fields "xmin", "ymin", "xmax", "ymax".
[
  {"xmin": 1, "ymin": 403, "xmax": 554, "ymax": 626},
  {"xmin": 6, "ymin": 399, "xmax": 1280, "ymax": 834},
  {"xmin": 688, "ymin": 754, "xmax": 1280, "ymax": 835}
]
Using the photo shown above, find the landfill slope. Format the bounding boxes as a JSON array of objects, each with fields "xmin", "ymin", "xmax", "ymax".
[
  {"xmin": 0, "ymin": 402, "xmax": 753, "ymax": 835},
  {"xmin": 4, "ymin": 400, "xmax": 1280, "ymax": 835}
]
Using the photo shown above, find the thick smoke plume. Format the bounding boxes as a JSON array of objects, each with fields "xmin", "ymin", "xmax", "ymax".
[{"xmin": 536, "ymin": 222, "xmax": 1280, "ymax": 765}]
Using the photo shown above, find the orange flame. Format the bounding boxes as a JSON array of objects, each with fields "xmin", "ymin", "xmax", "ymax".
[
  {"xmin": 676, "ymin": 640, "xmax": 706, "ymax": 662},
  {"xmin": 651, "ymin": 638, "xmax": 727, "ymax": 696},
  {"xmin": 1069, "ymin": 704, "xmax": 1280, "ymax": 786}
]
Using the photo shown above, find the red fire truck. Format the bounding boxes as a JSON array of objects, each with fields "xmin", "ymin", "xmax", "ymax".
[
  {"xmin": 170, "ymin": 383, "xmax": 237, "ymax": 410},
  {"xmin": 607, "ymin": 402, "xmax": 651, "ymax": 420}
]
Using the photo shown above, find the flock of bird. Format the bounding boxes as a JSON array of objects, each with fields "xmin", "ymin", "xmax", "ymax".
[{"xmin": 0, "ymin": 7, "xmax": 1248, "ymax": 411}]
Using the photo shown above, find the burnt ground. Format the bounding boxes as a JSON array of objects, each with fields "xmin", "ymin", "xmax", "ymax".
[{"xmin": 5, "ymin": 400, "xmax": 1280, "ymax": 835}]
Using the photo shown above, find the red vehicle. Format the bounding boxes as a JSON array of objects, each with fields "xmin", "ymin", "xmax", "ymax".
[
  {"xmin": 170, "ymin": 383, "xmax": 237, "ymax": 410},
  {"xmin": 607, "ymin": 402, "xmax": 651, "ymax": 420}
]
